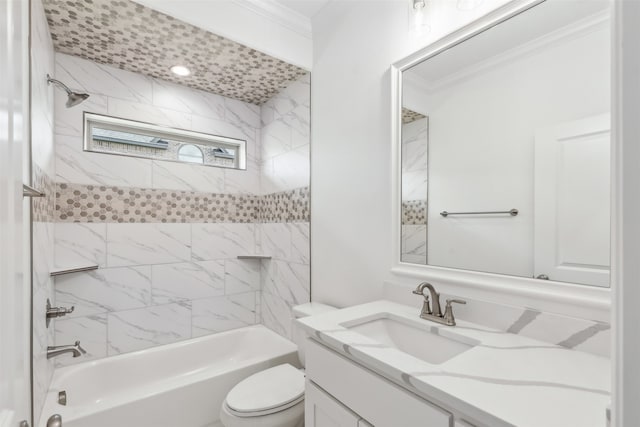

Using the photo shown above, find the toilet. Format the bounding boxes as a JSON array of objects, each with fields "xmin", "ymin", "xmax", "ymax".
[{"xmin": 220, "ymin": 302, "xmax": 336, "ymax": 427}]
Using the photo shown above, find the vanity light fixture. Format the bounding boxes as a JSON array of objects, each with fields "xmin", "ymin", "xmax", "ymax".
[
  {"xmin": 170, "ymin": 65, "xmax": 191, "ymax": 76},
  {"xmin": 457, "ymin": 0, "xmax": 483, "ymax": 10},
  {"xmin": 411, "ymin": 0, "xmax": 429, "ymax": 34}
]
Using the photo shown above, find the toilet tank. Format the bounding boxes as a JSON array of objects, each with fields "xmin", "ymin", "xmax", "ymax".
[{"xmin": 291, "ymin": 303, "xmax": 336, "ymax": 366}]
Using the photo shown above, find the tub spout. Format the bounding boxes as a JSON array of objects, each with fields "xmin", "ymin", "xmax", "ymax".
[{"xmin": 47, "ymin": 340, "xmax": 87, "ymax": 359}]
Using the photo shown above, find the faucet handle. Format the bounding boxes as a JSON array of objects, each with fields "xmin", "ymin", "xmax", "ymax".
[
  {"xmin": 443, "ymin": 299, "xmax": 466, "ymax": 326},
  {"xmin": 74, "ymin": 341, "xmax": 87, "ymax": 356}
]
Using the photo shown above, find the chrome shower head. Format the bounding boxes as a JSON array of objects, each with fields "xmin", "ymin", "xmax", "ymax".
[
  {"xmin": 46, "ymin": 74, "xmax": 90, "ymax": 108},
  {"xmin": 65, "ymin": 91, "xmax": 90, "ymax": 108}
]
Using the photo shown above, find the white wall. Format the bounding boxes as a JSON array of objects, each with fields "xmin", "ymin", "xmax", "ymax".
[
  {"xmin": 420, "ymin": 24, "xmax": 609, "ymax": 277},
  {"xmin": 310, "ymin": 0, "xmax": 511, "ymax": 307}
]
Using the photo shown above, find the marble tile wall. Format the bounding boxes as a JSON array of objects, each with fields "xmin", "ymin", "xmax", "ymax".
[
  {"xmin": 259, "ymin": 74, "xmax": 311, "ymax": 339},
  {"xmin": 31, "ymin": 0, "xmax": 56, "ymax": 424},
  {"xmin": 261, "ymin": 73, "xmax": 311, "ymax": 195},
  {"xmin": 51, "ymin": 53, "xmax": 312, "ymax": 364},
  {"xmin": 54, "ymin": 222, "xmax": 261, "ymax": 362},
  {"xmin": 401, "ymin": 117, "xmax": 428, "ymax": 265},
  {"xmin": 53, "ymin": 53, "xmax": 261, "ymax": 194},
  {"xmin": 51, "ymin": 54, "xmax": 265, "ymax": 367}
]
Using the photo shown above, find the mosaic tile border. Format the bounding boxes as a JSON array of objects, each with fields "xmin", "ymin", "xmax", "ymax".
[
  {"xmin": 56, "ymin": 183, "xmax": 309, "ymax": 224},
  {"xmin": 402, "ymin": 108, "xmax": 427, "ymax": 125},
  {"xmin": 402, "ymin": 200, "xmax": 427, "ymax": 225},
  {"xmin": 32, "ymin": 164, "xmax": 56, "ymax": 223},
  {"xmin": 260, "ymin": 188, "xmax": 310, "ymax": 223}
]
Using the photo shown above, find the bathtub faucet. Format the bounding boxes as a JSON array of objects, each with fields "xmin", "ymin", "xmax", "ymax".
[{"xmin": 47, "ymin": 340, "xmax": 87, "ymax": 359}]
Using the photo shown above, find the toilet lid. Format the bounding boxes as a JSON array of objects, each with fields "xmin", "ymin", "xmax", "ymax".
[{"xmin": 226, "ymin": 364, "xmax": 305, "ymax": 415}]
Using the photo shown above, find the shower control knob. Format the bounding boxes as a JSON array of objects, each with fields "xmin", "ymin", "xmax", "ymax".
[
  {"xmin": 46, "ymin": 414, "xmax": 62, "ymax": 427},
  {"xmin": 46, "ymin": 298, "xmax": 75, "ymax": 327}
]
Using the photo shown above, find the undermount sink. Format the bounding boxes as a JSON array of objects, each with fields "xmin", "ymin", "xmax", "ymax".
[{"xmin": 341, "ymin": 314, "xmax": 478, "ymax": 365}]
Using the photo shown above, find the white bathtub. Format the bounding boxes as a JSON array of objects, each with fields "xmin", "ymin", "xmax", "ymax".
[{"xmin": 39, "ymin": 325, "xmax": 298, "ymax": 427}]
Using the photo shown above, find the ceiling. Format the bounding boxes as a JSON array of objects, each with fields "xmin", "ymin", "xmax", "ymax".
[
  {"xmin": 274, "ymin": 0, "xmax": 330, "ymax": 18},
  {"xmin": 43, "ymin": 0, "xmax": 308, "ymax": 105}
]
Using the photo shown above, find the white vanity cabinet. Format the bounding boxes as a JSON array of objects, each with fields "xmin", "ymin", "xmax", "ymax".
[
  {"xmin": 305, "ymin": 339, "xmax": 454, "ymax": 427},
  {"xmin": 305, "ymin": 381, "xmax": 362, "ymax": 427}
]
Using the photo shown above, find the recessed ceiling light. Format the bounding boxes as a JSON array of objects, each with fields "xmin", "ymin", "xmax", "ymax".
[{"xmin": 170, "ymin": 65, "xmax": 191, "ymax": 76}]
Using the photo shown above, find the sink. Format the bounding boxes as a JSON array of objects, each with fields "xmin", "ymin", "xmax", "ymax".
[{"xmin": 341, "ymin": 314, "xmax": 478, "ymax": 365}]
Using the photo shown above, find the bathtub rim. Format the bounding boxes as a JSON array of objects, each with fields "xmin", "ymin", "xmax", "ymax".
[{"xmin": 41, "ymin": 325, "xmax": 298, "ymax": 426}]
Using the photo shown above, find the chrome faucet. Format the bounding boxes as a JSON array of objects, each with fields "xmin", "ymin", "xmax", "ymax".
[
  {"xmin": 413, "ymin": 282, "xmax": 466, "ymax": 326},
  {"xmin": 47, "ymin": 341, "xmax": 87, "ymax": 359}
]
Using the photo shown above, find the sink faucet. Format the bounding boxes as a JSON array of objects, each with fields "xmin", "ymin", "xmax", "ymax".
[
  {"xmin": 47, "ymin": 341, "xmax": 87, "ymax": 359},
  {"xmin": 413, "ymin": 282, "xmax": 442, "ymax": 317},
  {"xmin": 413, "ymin": 282, "xmax": 466, "ymax": 326}
]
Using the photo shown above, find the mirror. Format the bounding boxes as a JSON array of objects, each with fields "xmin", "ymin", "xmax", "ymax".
[{"xmin": 400, "ymin": 0, "xmax": 611, "ymax": 287}]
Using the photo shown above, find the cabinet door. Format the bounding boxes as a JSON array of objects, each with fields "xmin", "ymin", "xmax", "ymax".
[
  {"xmin": 455, "ymin": 420, "xmax": 475, "ymax": 427},
  {"xmin": 306, "ymin": 380, "xmax": 360, "ymax": 427}
]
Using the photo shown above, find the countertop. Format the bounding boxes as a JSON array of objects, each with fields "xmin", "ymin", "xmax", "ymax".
[{"xmin": 297, "ymin": 300, "xmax": 610, "ymax": 427}]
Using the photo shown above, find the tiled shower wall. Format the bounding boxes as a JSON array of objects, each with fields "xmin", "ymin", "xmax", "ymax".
[
  {"xmin": 31, "ymin": 0, "xmax": 56, "ymax": 423},
  {"xmin": 401, "ymin": 117, "xmax": 428, "ymax": 264},
  {"xmin": 260, "ymin": 76, "xmax": 311, "ymax": 339},
  {"xmin": 51, "ymin": 53, "xmax": 311, "ymax": 366}
]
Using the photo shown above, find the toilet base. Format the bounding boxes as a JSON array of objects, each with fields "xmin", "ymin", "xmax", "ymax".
[{"xmin": 219, "ymin": 399, "xmax": 304, "ymax": 427}]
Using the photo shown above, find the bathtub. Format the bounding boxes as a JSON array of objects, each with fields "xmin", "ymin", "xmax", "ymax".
[{"xmin": 39, "ymin": 325, "xmax": 298, "ymax": 427}]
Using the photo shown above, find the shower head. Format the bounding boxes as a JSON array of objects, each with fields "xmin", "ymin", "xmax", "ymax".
[
  {"xmin": 46, "ymin": 74, "xmax": 90, "ymax": 108},
  {"xmin": 65, "ymin": 91, "xmax": 90, "ymax": 108}
]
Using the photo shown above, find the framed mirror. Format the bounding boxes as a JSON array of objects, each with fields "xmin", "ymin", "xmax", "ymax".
[{"xmin": 396, "ymin": 0, "xmax": 611, "ymax": 288}]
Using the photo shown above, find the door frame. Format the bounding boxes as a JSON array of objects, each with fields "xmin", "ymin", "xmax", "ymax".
[{"xmin": 612, "ymin": 1, "xmax": 640, "ymax": 425}]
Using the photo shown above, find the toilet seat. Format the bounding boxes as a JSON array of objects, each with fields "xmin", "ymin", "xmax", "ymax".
[{"xmin": 225, "ymin": 364, "xmax": 305, "ymax": 418}]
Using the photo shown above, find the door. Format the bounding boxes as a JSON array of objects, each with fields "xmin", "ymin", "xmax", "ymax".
[
  {"xmin": 534, "ymin": 114, "xmax": 610, "ymax": 287},
  {"xmin": 0, "ymin": 0, "xmax": 32, "ymax": 426}
]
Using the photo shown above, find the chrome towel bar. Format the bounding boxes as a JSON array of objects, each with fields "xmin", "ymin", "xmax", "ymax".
[{"xmin": 440, "ymin": 209, "xmax": 518, "ymax": 217}]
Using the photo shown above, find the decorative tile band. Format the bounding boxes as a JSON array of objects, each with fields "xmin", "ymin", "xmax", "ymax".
[
  {"xmin": 402, "ymin": 200, "xmax": 427, "ymax": 225},
  {"xmin": 402, "ymin": 108, "xmax": 427, "ymax": 125},
  {"xmin": 32, "ymin": 164, "xmax": 56, "ymax": 223},
  {"xmin": 260, "ymin": 188, "xmax": 310, "ymax": 223},
  {"xmin": 55, "ymin": 183, "xmax": 309, "ymax": 224}
]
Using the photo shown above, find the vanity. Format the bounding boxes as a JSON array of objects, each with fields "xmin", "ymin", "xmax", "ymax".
[
  {"xmin": 298, "ymin": 300, "xmax": 610, "ymax": 427},
  {"xmin": 300, "ymin": 0, "xmax": 612, "ymax": 425}
]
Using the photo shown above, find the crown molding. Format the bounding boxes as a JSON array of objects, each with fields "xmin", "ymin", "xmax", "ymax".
[
  {"xmin": 232, "ymin": 0, "xmax": 313, "ymax": 39},
  {"xmin": 406, "ymin": 10, "xmax": 609, "ymax": 95}
]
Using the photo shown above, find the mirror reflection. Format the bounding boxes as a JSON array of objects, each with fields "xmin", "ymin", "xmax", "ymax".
[{"xmin": 400, "ymin": 0, "xmax": 611, "ymax": 287}]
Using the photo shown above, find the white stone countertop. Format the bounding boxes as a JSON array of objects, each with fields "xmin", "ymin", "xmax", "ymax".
[{"xmin": 297, "ymin": 300, "xmax": 610, "ymax": 427}]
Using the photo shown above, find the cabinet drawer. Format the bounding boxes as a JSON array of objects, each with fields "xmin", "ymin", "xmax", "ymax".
[
  {"xmin": 306, "ymin": 380, "xmax": 361, "ymax": 427},
  {"xmin": 306, "ymin": 339, "xmax": 452, "ymax": 427}
]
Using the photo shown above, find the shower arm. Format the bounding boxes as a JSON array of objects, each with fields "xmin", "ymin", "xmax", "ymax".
[{"xmin": 46, "ymin": 74, "xmax": 73, "ymax": 95}]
